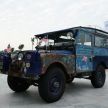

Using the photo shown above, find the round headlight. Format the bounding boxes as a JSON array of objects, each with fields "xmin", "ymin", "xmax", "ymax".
[{"xmin": 18, "ymin": 53, "xmax": 24, "ymax": 60}]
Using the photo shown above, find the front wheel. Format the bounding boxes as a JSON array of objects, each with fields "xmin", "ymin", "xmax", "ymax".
[
  {"xmin": 38, "ymin": 67, "xmax": 66, "ymax": 103},
  {"xmin": 7, "ymin": 76, "xmax": 30, "ymax": 92},
  {"xmin": 91, "ymin": 65, "xmax": 106, "ymax": 88}
]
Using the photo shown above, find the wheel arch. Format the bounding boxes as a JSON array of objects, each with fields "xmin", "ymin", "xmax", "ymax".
[
  {"xmin": 93, "ymin": 60, "xmax": 107, "ymax": 71},
  {"xmin": 97, "ymin": 61, "xmax": 107, "ymax": 69},
  {"xmin": 45, "ymin": 62, "xmax": 69, "ymax": 81}
]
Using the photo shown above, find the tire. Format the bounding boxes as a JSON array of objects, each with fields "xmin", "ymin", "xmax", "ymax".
[
  {"xmin": 7, "ymin": 76, "xmax": 30, "ymax": 92},
  {"xmin": 91, "ymin": 65, "xmax": 106, "ymax": 88},
  {"xmin": 38, "ymin": 67, "xmax": 66, "ymax": 103}
]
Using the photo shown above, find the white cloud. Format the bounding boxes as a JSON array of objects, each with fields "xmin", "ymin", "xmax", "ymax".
[{"xmin": 0, "ymin": 0, "xmax": 108, "ymax": 50}]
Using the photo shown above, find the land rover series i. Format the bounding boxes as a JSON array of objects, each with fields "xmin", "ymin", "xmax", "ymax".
[{"xmin": 0, "ymin": 26, "xmax": 108, "ymax": 103}]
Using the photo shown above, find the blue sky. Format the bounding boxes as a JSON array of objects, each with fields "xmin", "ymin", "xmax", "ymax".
[{"xmin": 0, "ymin": 0, "xmax": 108, "ymax": 50}]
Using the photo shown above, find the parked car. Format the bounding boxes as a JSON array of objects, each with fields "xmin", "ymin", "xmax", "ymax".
[{"xmin": 0, "ymin": 26, "xmax": 108, "ymax": 103}]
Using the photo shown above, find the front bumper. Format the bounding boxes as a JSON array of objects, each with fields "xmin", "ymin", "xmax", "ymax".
[{"xmin": 8, "ymin": 60, "xmax": 40, "ymax": 80}]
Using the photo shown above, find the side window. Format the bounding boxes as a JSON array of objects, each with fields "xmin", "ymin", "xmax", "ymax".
[
  {"xmin": 95, "ymin": 36, "xmax": 108, "ymax": 47},
  {"xmin": 84, "ymin": 33, "xmax": 92, "ymax": 46},
  {"xmin": 76, "ymin": 30, "xmax": 91, "ymax": 46}
]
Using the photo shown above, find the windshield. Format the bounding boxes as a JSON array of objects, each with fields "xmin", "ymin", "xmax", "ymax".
[{"xmin": 35, "ymin": 31, "xmax": 75, "ymax": 51}]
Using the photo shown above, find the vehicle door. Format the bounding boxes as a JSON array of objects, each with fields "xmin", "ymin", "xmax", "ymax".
[{"xmin": 75, "ymin": 30, "xmax": 93, "ymax": 72}]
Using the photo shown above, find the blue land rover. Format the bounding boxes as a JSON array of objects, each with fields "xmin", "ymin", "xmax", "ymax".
[{"xmin": 0, "ymin": 26, "xmax": 108, "ymax": 103}]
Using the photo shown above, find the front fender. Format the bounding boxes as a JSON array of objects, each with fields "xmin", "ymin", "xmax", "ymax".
[{"xmin": 40, "ymin": 53, "xmax": 75, "ymax": 75}]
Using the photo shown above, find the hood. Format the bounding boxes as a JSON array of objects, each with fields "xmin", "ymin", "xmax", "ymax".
[{"xmin": 40, "ymin": 50, "xmax": 74, "ymax": 56}]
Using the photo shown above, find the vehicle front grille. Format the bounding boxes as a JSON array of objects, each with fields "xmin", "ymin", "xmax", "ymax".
[{"xmin": 8, "ymin": 60, "xmax": 24, "ymax": 76}]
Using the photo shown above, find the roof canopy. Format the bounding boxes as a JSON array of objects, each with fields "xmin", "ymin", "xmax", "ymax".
[
  {"xmin": 35, "ymin": 28, "xmax": 74, "ymax": 40},
  {"xmin": 35, "ymin": 26, "xmax": 108, "ymax": 40}
]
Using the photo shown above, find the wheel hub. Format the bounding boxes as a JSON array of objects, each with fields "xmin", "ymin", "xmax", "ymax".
[
  {"xmin": 53, "ymin": 81, "xmax": 60, "ymax": 88},
  {"xmin": 50, "ymin": 77, "xmax": 61, "ymax": 94}
]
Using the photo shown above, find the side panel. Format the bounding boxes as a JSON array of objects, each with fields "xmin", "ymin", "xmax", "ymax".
[
  {"xmin": 76, "ymin": 45, "xmax": 93, "ymax": 72},
  {"xmin": 93, "ymin": 47, "xmax": 108, "ymax": 70},
  {"xmin": 41, "ymin": 51, "xmax": 75, "ymax": 75},
  {"xmin": 94, "ymin": 47, "xmax": 108, "ymax": 56}
]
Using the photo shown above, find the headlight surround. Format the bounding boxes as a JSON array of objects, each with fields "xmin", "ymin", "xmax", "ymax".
[
  {"xmin": 26, "ymin": 62, "xmax": 31, "ymax": 68},
  {"xmin": 26, "ymin": 54, "xmax": 32, "ymax": 60},
  {"xmin": 18, "ymin": 53, "xmax": 24, "ymax": 60}
]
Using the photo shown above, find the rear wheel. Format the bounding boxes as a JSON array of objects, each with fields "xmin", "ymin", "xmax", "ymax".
[
  {"xmin": 38, "ymin": 67, "xmax": 66, "ymax": 103},
  {"xmin": 91, "ymin": 65, "xmax": 106, "ymax": 88},
  {"xmin": 7, "ymin": 76, "xmax": 30, "ymax": 92}
]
